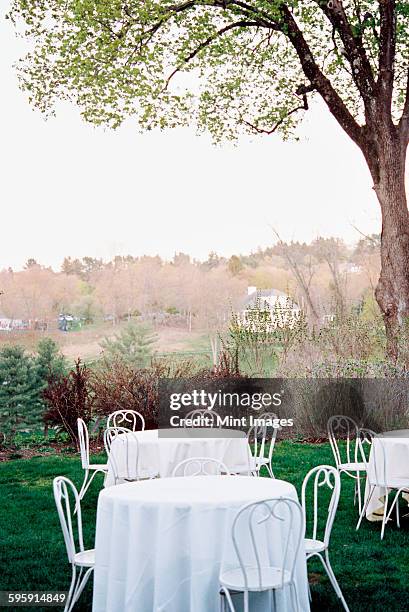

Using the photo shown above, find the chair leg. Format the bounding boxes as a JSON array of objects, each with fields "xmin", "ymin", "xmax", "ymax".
[
  {"xmin": 80, "ymin": 469, "xmax": 100, "ymax": 499},
  {"xmin": 75, "ymin": 469, "xmax": 101, "ymax": 513},
  {"xmin": 219, "ymin": 590, "xmax": 225, "ymax": 612},
  {"xmin": 64, "ymin": 566, "xmax": 77, "ymax": 612},
  {"xmin": 71, "ymin": 567, "xmax": 93, "ymax": 609},
  {"xmin": 272, "ymin": 588, "xmax": 277, "ymax": 612},
  {"xmin": 266, "ymin": 464, "xmax": 275, "ymax": 479},
  {"xmin": 65, "ymin": 566, "xmax": 93, "ymax": 612},
  {"xmin": 220, "ymin": 587, "xmax": 236, "ymax": 612},
  {"xmin": 381, "ymin": 492, "xmax": 390, "ymax": 540},
  {"xmin": 289, "ymin": 582, "xmax": 300, "ymax": 612},
  {"xmin": 384, "ymin": 489, "xmax": 402, "ymax": 531},
  {"xmin": 356, "ymin": 485, "xmax": 374, "ymax": 531},
  {"xmin": 243, "ymin": 590, "xmax": 249, "ymax": 612},
  {"xmin": 356, "ymin": 472, "xmax": 362, "ymax": 515},
  {"xmin": 78, "ymin": 470, "xmax": 89, "ymax": 502},
  {"xmin": 319, "ymin": 552, "xmax": 350, "ymax": 612}
]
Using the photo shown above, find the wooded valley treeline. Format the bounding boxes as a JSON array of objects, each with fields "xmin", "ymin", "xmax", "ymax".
[{"xmin": 0, "ymin": 235, "xmax": 380, "ymax": 330}]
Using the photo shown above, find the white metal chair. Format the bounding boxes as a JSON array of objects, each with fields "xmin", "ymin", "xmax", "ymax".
[
  {"xmin": 301, "ymin": 465, "xmax": 349, "ymax": 611},
  {"xmin": 104, "ymin": 426, "xmax": 158, "ymax": 484},
  {"xmin": 183, "ymin": 408, "xmax": 222, "ymax": 428},
  {"xmin": 229, "ymin": 423, "xmax": 272, "ymax": 477},
  {"xmin": 104, "ymin": 426, "xmax": 138, "ymax": 484},
  {"xmin": 327, "ymin": 415, "xmax": 366, "ymax": 513},
  {"xmin": 106, "ymin": 409, "xmax": 145, "ymax": 432},
  {"xmin": 172, "ymin": 456, "xmax": 230, "ymax": 477},
  {"xmin": 357, "ymin": 428, "xmax": 376, "ymax": 463},
  {"xmin": 77, "ymin": 418, "xmax": 108, "ymax": 504},
  {"xmin": 251, "ymin": 413, "xmax": 279, "ymax": 477},
  {"xmin": 53, "ymin": 476, "xmax": 94, "ymax": 612},
  {"xmin": 219, "ymin": 497, "xmax": 304, "ymax": 612},
  {"xmin": 356, "ymin": 434, "xmax": 409, "ymax": 539},
  {"xmin": 103, "ymin": 425, "xmax": 131, "ymax": 456},
  {"xmin": 222, "ymin": 436, "xmax": 253, "ymax": 476}
]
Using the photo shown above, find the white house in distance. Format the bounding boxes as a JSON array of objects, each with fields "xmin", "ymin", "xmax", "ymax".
[{"xmin": 238, "ymin": 286, "xmax": 302, "ymax": 331}]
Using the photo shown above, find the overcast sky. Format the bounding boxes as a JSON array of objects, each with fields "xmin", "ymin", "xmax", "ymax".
[{"xmin": 0, "ymin": 6, "xmax": 382, "ymax": 272}]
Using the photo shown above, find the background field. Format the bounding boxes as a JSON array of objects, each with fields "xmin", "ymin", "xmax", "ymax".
[{"xmin": 0, "ymin": 324, "xmax": 213, "ymax": 365}]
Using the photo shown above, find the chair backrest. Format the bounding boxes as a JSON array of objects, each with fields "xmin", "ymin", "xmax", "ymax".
[
  {"xmin": 356, "ymin": 428, "xmax": 376, "ymax": 464},
  {"xmin": 107, "ymin": 410, "xmax": 145, "ymax": 432},
  {"xmin": 301, "ymin": 465, "xmax": 340, "ymax": 549},
  {"xmin": 183, "ymin": 408, "xmax": 222, "ymax": 428},
  {"xmin": 104, "ymin": 426, "xmax": 131, "ymax": 455},
  {"xmin": 327, "ymin": 415, "xmax": 359, "ymax": 467},
  {"xmin": 247, "ymin": 423, "xmax": 268, "ymax": 463},
  {"xmin": 252, "ymin": 412, "xmax": 279, "ymax": 462},
  {"xmin": 172, "ymin": 456, "xmax": 230, "ymax": 477},
  {"xmin": 53, "ymin": 476, "xmax": 84, "ymax": 564},
  {"xmin": 231, "ymin": 497, "xmax": 304, "ymax": 591},
  {"xmin": 77, "ymin": 418, "xmax": 89, "ymax": 470},
  {"xmin": 104, "ymin": 427, "xmax": 139, "ymax": 482}
]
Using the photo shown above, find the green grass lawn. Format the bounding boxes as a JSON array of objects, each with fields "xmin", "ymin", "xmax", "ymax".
[{"xmin": 1, "ymin": 442, "xmax": 409, "ymax": 611}]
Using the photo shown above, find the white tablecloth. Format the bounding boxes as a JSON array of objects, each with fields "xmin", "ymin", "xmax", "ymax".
[
  {"xmin": 93, "ymin": 476, "xmax": 310, "ymax": 612},
  {"xmin": 365, "ymin": 429, "xmax": 409, "ymax": 521},
  {"xmin": 105, "ymin": 428, "xmax": 249, "ymax": 486}
]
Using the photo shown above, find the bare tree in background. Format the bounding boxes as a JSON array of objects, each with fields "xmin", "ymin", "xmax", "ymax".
[
  {"xmin": 312, "ymin": 237, "xmax": 348, "ymax": 316},
  {"xmin": 273, "ymin": 230, "xmax": 320, "ymax": 325}
]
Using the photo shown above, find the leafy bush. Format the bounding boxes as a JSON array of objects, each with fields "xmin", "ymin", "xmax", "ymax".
[
  {"xmin": 276, "ymin": 312, "xmax": 387, "ymax": 377},
  {"xmin": 43, "ymin": 360, "xmax": 95, "ymax": 448},
  {"xmin": 198, "ymin": 349, "xmax": 243, "ymax": 379},
  {"xmin": 91, "ymin": 357, "xmax": 199, "ymax": 429},
  {"xmin": 223, "ymin": 300, "xmax": 307, "ymax": 376},
  {"xmin": 307, "ymin": 359, "xmax": 409, "ymax": 378}
]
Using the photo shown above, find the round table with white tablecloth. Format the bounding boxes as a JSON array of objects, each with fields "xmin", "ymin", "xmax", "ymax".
[
  {"xmin": 104, "ymin": 428, "xmax": 249, "ymax": 486},
  {"xmin": 365, "ymin": 429, "xmax": 409, "ymax": 521},
  {"xmin": 92, "ymin": 476, "xmax": 310, "ymax": 612}
]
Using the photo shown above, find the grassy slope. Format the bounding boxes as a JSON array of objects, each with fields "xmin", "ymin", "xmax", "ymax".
[
  {"xmin": 1, "ymin": 442, "xmax": 409, "ymax": 611},
  {"xmin": 0, "ymin": 324, "xmax": 212, "ymax": 365}
]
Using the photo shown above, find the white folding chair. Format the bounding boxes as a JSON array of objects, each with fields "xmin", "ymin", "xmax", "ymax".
[
  {"xmin": 356, "ymin": 434, "xmax": 409, "ymax": 539},
  {"xmin": 183, "ymin": 408, "xmax": 222, "ymax": 428},
  {"xmin": 301, "ymin": 465, "xmax": 349, "ymax": 611},
  {"xmin": 327, "ymin": 415, "xmax": 366, "ymax": 513},
  {"xmin": 53, "ymin": 476, "xmax": 94, "ymax": 612},
  {"xmin": 106, "ymin": 409, "xmax": 145, "ymax": 432},
  {"xmin": 104, "ymin": 426, "xmax": 158, "ymax": 484},
  {"xmin": 219, "ymin": 497, "xmax": 304, "ymax": 612},
  {"xmin": 172, "ymin": 456, "xmax": 230, "ymax": 477},
  {"xmin": 77, "ymin": 418, "xmax": 107, "ymax": 504}
]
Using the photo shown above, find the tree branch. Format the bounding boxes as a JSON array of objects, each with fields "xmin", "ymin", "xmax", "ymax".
[
  {"xmin": 279, "ymin": 5, "xmax": 364, "ymax": 149},
  {"xmin": 378, "ymin": 0, "xmax": 396, "ymax": 114},
  {"xmin": 242, "ymin": 89, "xmax": 310, "ymax": 135},
  {"xmin": 272, "ymin": 228, "xmax": 320, "ymax": 323},
  {"xmin": 162, "ymin": 20, "xmax": 261, "ymax": 91},
  {"xmin": 126, "ymin": 0, "xmax": 364, "ymax": 148},
  {"xmin": 313, "ymin": 0, "xmax": 375, "ymax": 102}
]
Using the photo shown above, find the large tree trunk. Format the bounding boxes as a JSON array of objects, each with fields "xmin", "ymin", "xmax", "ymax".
[{"xmin": 372, "ymin": 136, "xmax": 409, "ymax": 361}]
